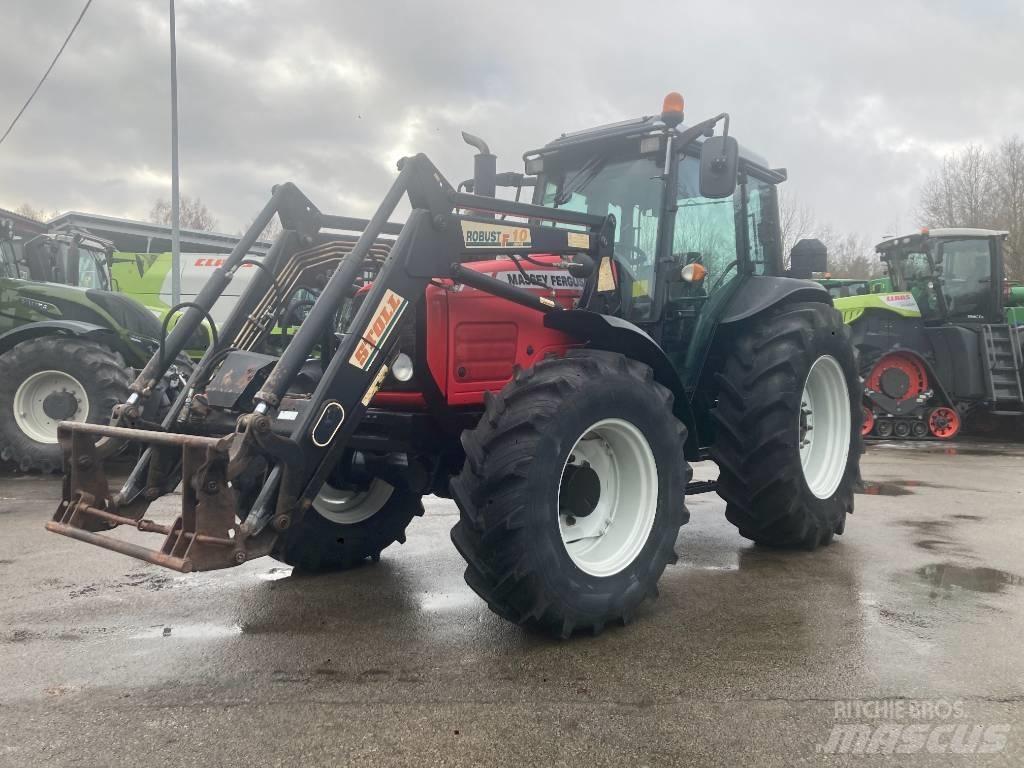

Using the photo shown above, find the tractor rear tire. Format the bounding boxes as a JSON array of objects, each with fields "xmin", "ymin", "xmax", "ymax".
[
  {"xmin": 711, "ymin": 302, "xmax": 860, "ymax": 549},
  {"xmin": 0, "ymin": 337, "xmax": 130, "ymax": 473},
  {"xmin": 272, "ymin": 481, "xmax": 423, "ymax": 571},
  {"xmin": 450, "ymin": 350, "xmax": 689, "ymax": 638}
]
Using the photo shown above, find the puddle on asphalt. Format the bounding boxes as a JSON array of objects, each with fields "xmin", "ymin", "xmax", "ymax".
[
  {"xmin": 916, "ymin": 563, "xmax": 1024, "ymax": 594},
  {"xmin": 858, "ymin": 479, "xmax": 927, "ymax": 496},
  {"xmin": 130, "ymin": 624, "xmax": 243, "ymax": 640}
]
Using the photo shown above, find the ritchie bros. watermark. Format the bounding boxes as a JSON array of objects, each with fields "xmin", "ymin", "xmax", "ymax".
[{"xmin": 816, "ymin": 699, "xmax": 1011, "ymax": 755}]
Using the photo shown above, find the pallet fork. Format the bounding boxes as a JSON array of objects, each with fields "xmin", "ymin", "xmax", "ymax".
[{"xmin": 47, "ymin": 154, "xmax": 615, "ymax": 572}]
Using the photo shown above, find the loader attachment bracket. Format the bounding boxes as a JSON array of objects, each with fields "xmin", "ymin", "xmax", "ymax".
[{"xmin": 48, "ymin": 422, "xmax": 275, "ymax": 572}]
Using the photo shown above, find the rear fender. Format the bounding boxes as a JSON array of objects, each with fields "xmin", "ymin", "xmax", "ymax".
[
  {"xmin": 543, "ymin": 310, "xmax": 701, "ymax": 459},
  {"xmin": 0, "ymin": 320, "xmax": 133, "ymax": 362},
  {"xmin": 718, "ymin": 276, "xmax": 831, "ymax": 325}
]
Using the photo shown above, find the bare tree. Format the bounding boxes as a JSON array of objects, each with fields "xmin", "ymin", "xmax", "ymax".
[
  {"xmin": 150, "ymin": 196, "xmax": 219, "ymax": 232},
  {"xmin": 238, "ymin": 213, "xmax": 282, "ymax": 242},
  {"xmin": 818, "ymin": 226, "xmax": 881, "ymax": 279},
  {"xmin": 919, "ymin": 145, "xmax": 999, "ymax": 229},
  {"xmin": 994, "ymin": 137, "xmax": 1024, "ymax": 280},
  {"xmin": 777, "ymin": 189, "xmax": 817, "ymax": 265},
  {"xmin": 14, "ymin": 203, "xmax": 60, "ymax": 222}
]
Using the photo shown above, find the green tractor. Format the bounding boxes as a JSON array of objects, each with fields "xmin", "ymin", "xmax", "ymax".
[
  {"xmin": 834, "ymin": 228, "xmax": 1023, "ymax": 439},
  {"xmin": 818, "ymin": 276, "xmax": 892, "ymax": 299},
  {"xmin": 0, "ymin": 221, "xmax": 184, "ymax": 471}
]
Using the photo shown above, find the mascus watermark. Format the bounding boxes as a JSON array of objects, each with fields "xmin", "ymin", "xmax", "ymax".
[{"xmin": 816, "ymin": 699, "xmax": 1010, "ymax": 755}]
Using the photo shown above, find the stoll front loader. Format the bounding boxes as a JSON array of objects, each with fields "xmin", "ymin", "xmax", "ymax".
[
  {"xmin": 835, "ymin": 228, "xmax": 1023, "ymax": 439},
  {"xmin": 48, "ymin": 95, "xmax": 861, "ymax": 637}
]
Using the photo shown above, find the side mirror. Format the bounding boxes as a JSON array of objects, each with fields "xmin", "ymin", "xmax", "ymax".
[
  {"xmin": 789, "ymin": 238, "xmax": 828, "ymax": 278},
  {"xmin": 699, "ymin": 136, "xmax": 739, "ymax": 199}
]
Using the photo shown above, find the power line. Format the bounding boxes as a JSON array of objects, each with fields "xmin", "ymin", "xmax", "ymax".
[{"xmin": 0, "ymin": 0, "xmax": 95, "ymax": 147}]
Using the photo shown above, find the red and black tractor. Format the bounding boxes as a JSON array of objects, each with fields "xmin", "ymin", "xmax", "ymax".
[{"xmin": 48, "ymin": 95, "xmax": 861, "ymax": 637}]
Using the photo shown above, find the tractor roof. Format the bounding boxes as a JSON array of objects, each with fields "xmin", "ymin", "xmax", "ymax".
[
  {"xmin": 876, "ymin": 228, "xmax": 1009, "ymax": 252},
  {"xmin": 525, "ymin": 114, "xmax": 773, "ymax": 170}
]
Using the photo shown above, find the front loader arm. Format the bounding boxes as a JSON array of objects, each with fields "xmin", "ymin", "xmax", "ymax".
[{"xmin": 47, "ymin": 153, "xmax": 615, "ymax": 573}]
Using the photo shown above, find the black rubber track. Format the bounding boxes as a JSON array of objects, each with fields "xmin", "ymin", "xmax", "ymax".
[
  {"xmin": 272, "ymin": 485, "xmax": 424, "ymax": 571},
  {"xmin": 710, "ymin": 302, "xmax": 861, "ymax": 549},
  {"xmin": 450, "ymin": 349, "xmax": 689, "ymax": 639},
  {"xmin": 0, "ymin": 337, "xmax": 130, "ymax": 473}
]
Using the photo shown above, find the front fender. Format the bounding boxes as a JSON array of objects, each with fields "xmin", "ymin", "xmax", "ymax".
[
  {"xmin": 0, "ymin": 320, "xmax": 140, "ymax": 363},
  {"xmin": 544, "ymin": 310, "xmax": 701, "ymax": 459}
]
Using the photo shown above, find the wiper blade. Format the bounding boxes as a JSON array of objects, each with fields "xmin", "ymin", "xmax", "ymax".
[{"xmin": 554, "ymin": 154, "xmax": 608, "ymax": 205}]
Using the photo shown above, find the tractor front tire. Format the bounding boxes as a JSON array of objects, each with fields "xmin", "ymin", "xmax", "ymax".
[
  {"xmin": 711, "ymin": 302, "xmax": 860, "ymax": 549},
  {"xmin": 273, "ymin": 480, "xmax": 424, "ymax": 571},
  {"xmin": 450, "ymin": 350, "xmax": 689, "ymax": 638},
  {"xmin": 0, "ymin": 337, "xmax": 130, "ymax": 473}
]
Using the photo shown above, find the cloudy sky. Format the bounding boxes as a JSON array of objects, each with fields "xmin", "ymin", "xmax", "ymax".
[{"xmin": 1, "ymin": 0, "xmax": 1022, "ymax": 243}]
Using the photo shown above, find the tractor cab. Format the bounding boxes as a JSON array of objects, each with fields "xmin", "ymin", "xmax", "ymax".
[
  {"xmin": 878, "ymin": 228, "xmax": 1009, "ymax": 324},
  {"xmin": 17, "ymin": 229, "xmax": 115, "ymax": 291},
  {"xmin": 520, "ymin": 95, "xmax": 819, "ymax": 384}
]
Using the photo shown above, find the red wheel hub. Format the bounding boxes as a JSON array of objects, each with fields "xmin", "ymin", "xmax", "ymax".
[
  {"xmin": 861, "ymin": 405, "xmax": 875, "ymax": 436},
  {"xmin": 867, "ymin": 353, "xmax": 928, "ymax": 402},
  {"xmin": 928, "ymin": 407, "xmax": 961, "ymax": 439}
]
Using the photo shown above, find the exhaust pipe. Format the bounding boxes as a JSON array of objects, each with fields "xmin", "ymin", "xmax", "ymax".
[{"xmin": 462, "ymin": 131, "xmax": 496, "ymax": 198}]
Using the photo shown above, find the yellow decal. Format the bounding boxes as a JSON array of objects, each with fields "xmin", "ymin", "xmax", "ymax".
[
  {"xmin": 348, "ymin": 289, "xmax": 408, "ymax": 370},
  {"xmin": 567, "ymin": 231, "xmax": 590, "ymax": 249},
  {"xmin": 361, "ymin": 365, "xmax": 390, "ymax": 406},
  {"xmin": 461, "ymin": 221, "xmax": 532, "ymax": 249},
  {"xmin": 597, "ymin": 257, "xmax": 616, "ymax": 292}
]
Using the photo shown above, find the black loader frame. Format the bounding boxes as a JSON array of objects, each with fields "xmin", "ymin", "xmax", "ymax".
[{"xmin": 48, "ymin": 154, "xmax": 617, "ymax": 572}]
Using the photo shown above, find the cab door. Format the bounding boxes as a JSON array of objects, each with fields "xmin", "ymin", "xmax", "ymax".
[{"xmin": 937, "ymin": 237, "xmax": 1000, "ymax": 322}]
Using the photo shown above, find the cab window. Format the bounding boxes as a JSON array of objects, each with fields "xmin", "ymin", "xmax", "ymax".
[
  {"xmin": 673, "ymin": 155, "xmax": 737, "ymax": 294},
  {"xmin": 939, "ymin": 239, "xmax": 993, "ymax": 319},
  {"xmin": 0, "ymin": 240, "xmax": 21, "ymax": 278}
]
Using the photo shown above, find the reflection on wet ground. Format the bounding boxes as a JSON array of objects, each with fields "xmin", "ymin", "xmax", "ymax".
[
  {"xmin": 916, "ymin": 563, "xmax": 1024, "ymax": 593},
  {"xmin": 1, "ymin": 442, "xmax": 1023, "ymax": 765}
]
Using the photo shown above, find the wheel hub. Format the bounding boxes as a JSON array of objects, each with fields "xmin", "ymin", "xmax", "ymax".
[
  {"xmin": 42, "ymin": 390, "xmax": 80, "ymax": 421},
  {"xmin": 559, "ymin": 460, "xmax": 601, "ymax": 521},
  {"xmin": 879, "ymin": 367, "xmax": 910, "ymax": 399}
]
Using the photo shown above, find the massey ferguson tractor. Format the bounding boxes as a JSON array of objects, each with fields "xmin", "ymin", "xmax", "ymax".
[
  {"xmin": 47, "ymin": 95, "xmax": 861, "ymax": 637},
  {"xmin": 835, "ymin": 228, "xmax": 1024, "ymax": 439}
]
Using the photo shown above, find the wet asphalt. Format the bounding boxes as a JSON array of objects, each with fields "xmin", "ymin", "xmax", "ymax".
[{"xmin": 1, "ymin": 441, "xmax": 1023, "ymax": 767}]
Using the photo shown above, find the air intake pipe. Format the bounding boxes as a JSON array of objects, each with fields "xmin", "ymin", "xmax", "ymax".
[{"xmin": 462, "ymin": 131, "xmax": 496, "ymax": 198}]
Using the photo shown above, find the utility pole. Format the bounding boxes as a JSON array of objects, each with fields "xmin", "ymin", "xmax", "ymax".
[{"xmin": 169, "ymin": 0, "xmax": 181, "ymax": 305}]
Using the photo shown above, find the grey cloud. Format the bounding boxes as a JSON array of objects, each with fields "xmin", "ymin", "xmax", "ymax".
[{"xmin": 1, "ymin": 0, "xmax": 1022, "ymax": 244}]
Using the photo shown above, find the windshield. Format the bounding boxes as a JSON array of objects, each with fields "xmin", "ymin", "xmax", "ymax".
[
  {"xmin": 886, "ymin": 248, "xmax": 944, "ymax": 319},
  {"xmin": 541, "ymin": 153, "xmax": 664, "ymax": 321},
  {"xmin": 77, "ymin": 248, "xmax": 108, "ymax": 290}
]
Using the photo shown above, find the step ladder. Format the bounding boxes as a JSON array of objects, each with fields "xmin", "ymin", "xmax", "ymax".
[{"xmin": 982, "ymin": 324, "xmax": 1024, "ymax": 405}]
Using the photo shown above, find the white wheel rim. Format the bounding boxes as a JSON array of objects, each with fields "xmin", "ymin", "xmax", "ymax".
[
  {"xmin": 557, "ymin": 418, "xmax": 659, "ymax": 577},
  {"xmin": 13, "ymin": 370, "xmax": 89, "ymax": 444},
  {"xmin": 312, "ymin": 478, "xmax": 393, "ymax": 525},
  {"xmin": 799, "ymin": 355, "xmax": 851, "ymax": 499}
]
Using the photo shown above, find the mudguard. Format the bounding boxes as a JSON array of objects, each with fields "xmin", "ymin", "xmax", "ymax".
[
  {"xmin": 543, "ymin": 310, "xmax": 701, "ymax": 458},
  {"xmin": 718, "ymin": 276, "xmax": 830, "ymax": 324},
  {"xmin": 0, "ymin": 320, "xmax": 137, "ymax": 363}
]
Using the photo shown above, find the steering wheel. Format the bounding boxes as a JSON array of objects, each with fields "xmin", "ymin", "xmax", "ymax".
[
  {"xmin": 710, "ymin": 260, "xmax": 739, "ymax": 293},
  {"xmin": 618, "ymin": 244, "xmax": 649, "ymax": 268}
]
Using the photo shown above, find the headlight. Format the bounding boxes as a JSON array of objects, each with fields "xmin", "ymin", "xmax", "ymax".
[{"xmin": 391, "ymin": 352, "xmax": 414, "ymax": 382}]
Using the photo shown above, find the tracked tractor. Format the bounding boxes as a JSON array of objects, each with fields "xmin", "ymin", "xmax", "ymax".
[
  {"xmin": 837, "ymin": 228, "xmax": 1023, "ymax": 439},
  {"xmin": 47, "ymin": 94, "xmax": 861, "ymax": 637},
  {"xmin": 0, "ymin": 223, "xmax": 186, "ymax": 471}
]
